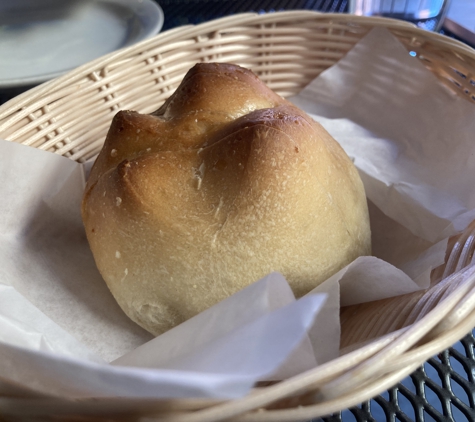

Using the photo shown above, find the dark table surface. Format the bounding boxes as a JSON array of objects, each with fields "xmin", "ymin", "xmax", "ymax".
[{"xmin": 2, "ymin": 1, "xmax": 474, "ymax": 421}]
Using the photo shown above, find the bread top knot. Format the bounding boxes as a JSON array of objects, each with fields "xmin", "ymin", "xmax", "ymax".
[{"xmin": 86, "ymin": 63, "xmax": 289, "ymax": 192}]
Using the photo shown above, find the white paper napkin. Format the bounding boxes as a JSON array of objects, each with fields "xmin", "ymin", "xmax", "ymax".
[{"xmin": 290, "ymin": 26, "xmax": 475, "ymax": 245}]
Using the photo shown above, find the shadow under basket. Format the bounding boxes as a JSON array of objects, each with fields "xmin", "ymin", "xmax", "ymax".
[{"xmin": 1, "ymin": 10, "xmax": 475, "ymax": 422}]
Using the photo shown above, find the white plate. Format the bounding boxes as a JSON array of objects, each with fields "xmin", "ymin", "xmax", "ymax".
[{"xmin": 0, "ymin": 0, "xmax": 164, "ymax": 88}]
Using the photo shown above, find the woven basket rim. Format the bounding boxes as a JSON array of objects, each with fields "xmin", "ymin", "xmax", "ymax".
[{"xmin": 2, "ymin": 10, "xmax": 474, "ymax": 123}]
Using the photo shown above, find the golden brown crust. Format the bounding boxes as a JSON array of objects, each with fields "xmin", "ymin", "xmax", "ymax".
[{"xmin": 82, "ymin": 63, "xmax": 371, "ymax": 335}]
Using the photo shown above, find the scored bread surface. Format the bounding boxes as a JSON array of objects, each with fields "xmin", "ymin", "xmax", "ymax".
[{"xmin": 82, "ymin": 63, "xmax": 371, "ymax": 335}]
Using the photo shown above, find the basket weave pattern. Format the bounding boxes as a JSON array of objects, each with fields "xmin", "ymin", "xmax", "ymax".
[{"xmin": 1, "ymin": 11, "xmax": 475, "ymax": 421}]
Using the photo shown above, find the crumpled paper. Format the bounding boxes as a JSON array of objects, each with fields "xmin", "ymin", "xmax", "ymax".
[
  {"xmin": 290, "ymin": 26, "xmax": 475, "ymax": 244},
  {"xmin": 0, "ymin": 26, "xmax": 474, "ymax": 400}
]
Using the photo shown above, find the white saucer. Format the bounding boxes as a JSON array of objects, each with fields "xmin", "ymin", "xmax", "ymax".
[{"xmin": 0, "ymin": 0, "xmax": 164, "ymax": 88}]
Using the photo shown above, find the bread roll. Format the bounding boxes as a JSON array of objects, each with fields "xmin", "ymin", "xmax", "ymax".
[{"xmin": 82, "ymin": 63, "xmax": 371, "ymax": 335}]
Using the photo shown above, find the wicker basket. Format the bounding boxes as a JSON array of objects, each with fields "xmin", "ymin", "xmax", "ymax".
[{"xmin": 1, "ymin": 11, "xmax": 475, "ymax": 422}]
